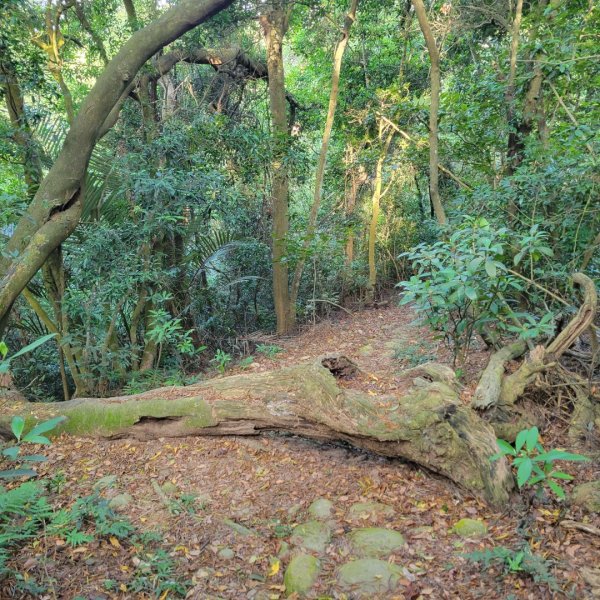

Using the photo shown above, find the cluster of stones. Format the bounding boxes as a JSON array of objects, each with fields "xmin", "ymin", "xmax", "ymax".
[{"xmin": 284, "ymin": 498, "xmax": 407, "ymax": 597}]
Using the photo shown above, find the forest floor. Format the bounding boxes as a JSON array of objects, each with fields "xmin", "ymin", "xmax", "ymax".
[{"xmin": 5, "ymin": 302, "xmax": 600, "ymax": 600}]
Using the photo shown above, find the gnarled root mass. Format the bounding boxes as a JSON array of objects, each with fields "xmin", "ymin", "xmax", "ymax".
[
  {"xmin": 472, "ymin": 273, "xmax": 599, "ymax": 444},
  {"xmin": 0, "ymin": 355, "xmax": 513, "ymax": 506}
]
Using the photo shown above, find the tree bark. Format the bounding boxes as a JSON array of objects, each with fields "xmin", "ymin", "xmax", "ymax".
[
  {"xmin": 367, "ymin": 127, "xmax": 394, "ymax": 301},
  {"xmin": 260, "ymin": 3, "xmax": 294, "ymax": 334},
  {"xmin": 412, "ymin": 0, "xmax": 446, "ymax": 225},
  {"xmin": 290, "ymin": 0, "xmax": 359, "ymax": 307},
  {"xmin": 0, "ymin": 355, "xmax": 513, "ymax": 506},
  {"xmin": 0, "ymin": 0, "xmax": 234, "ymax": 334}
]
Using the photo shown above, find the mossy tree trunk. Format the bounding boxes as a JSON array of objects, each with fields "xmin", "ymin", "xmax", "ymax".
[{"xmin": 0, "ymin": 356, "xmax": 513, "ymax": 507}]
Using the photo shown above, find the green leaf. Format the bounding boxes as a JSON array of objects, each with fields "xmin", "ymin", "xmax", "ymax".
[
  {"xmin": 495, "ymin": 439, "xmax": 516, "ymax": 456},
  {"xmin": 517, "ymin": 458, "xmax": 533, "ymax": 488},
  {"xmin": 547, "ymin": 480, "xmax": 565, "ymax": 499},
  {"xmin": 515, "ymin": 429, "xmax": 528, "ymax": 453},
  {"xmin": 465, "ymin": 287, "xmax": 478, "ymax": 301},
  {"xmin": 26, "ymin": 416, "xmax": 66, "ymax": 438},
  {"xmin": 9, "ymin": 333, "xmax": 57, "ymax": 361},
  {"xmin": 1, "ymin": 446, "xmax": 20, "ymax": 459},
  {"xmin": 19, "ymin": 455, "xmax": 48, "ymax": 463},
  {"xmin": 21, "ymin": 434, "xmax": 51, "ymax": 445},
  {"xmin": 11, "ymin": 416, "xmax": 25, "ymax": 441},
  {"xmin": 484, "ymin": 261, "xmax": 497, "ymax": 278},
  {"xmin": 525, "ymin": 427, "xmax": 539, "ymax": 452},
  {"xmin": 535, "ymin": 449, "xmax": 589, "ymax": 463},
  {"xmin": 0, "ymin": 468, "xmax": 37, "ymax": 479},
  {"xmin": 550, "ymin": 471, "xmax": 574, "ymax": 480}
]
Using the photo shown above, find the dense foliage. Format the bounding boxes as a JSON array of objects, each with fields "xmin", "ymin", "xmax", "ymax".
[{"xmin": 1, "ymin": 0, "xmax": 598, "ymax": 400}]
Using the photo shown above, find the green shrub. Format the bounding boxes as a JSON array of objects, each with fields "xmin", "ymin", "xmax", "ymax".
[{"xmin": 491, "ymin": 426, "xmax": 588, "ymax": 499}]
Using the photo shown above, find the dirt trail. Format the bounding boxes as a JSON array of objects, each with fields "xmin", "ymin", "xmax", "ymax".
[{"xmin": 7, "ymin": 305, "xmax": 599, "ymax": 599}]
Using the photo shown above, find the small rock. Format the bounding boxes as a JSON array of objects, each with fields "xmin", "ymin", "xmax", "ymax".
[
  {"xmin": 571, "ymin": 481, "xmax": 600, "ymax": 513},
  {"xmin": 283, "ymin": 554, "xmax": 320, "ymax": 596},
  {"xmin": 453, "ymin": 518, "xmax": 488, "ymax": 538},
  {"xmin": 223, "ymin": 518, "xmax": 257, "ymax": 537},
  {"xmin": 290, "ymin": 521, "xmax": 331, "ymax": 553},
  {"xmin": 93, "ymin": 475, "xmax": 117, "ymax": 491},
  {"xmin": 108, "ymin": 493, "xmax": 132, "ymax": 510},
  {"xmin": 161, "ymin": 481, "xmax": 178, "ymax": 495},
  {"xmin": 308, "ymin": 498, "xmax": 334, "ymax": 520},
  {"xmin": 337, "ymin": 558, "xmax": 403, "ymax": 594},
  {"xmin": 349, "ymin": 528, "xmax": 405, "ymax": 557},
  {"xmin": 348, "ymin": 502, "xmax": 394, "ymax": 520},
  {"xmin": 358, "ymin": 344, "xmax": 373, "ymax": 356},
  {"xmin": 218, "ymin": 548, "xmax": 235, "ymax": 560}
]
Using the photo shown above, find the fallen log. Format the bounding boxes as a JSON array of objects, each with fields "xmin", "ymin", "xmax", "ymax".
[{"xmin": 0, "ymin": 356, "xmax": 513, "ymax": 506}]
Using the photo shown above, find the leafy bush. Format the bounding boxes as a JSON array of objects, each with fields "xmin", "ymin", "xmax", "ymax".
[
  {"xmin": 1, "ymin": 415, "xmax": 66, "ymax": 480},
  {"xmin": 462, "ymin": 545, "xmax": 559, "ymax": 591},
  {"xmin": 399, "ymin": 217, "xmax": 555, "ymax": 363},
  {"xmin": 211, "ymin": 349, "xmax": 232, "ymax": 374},
  {"xmin": 491, "ymin": 427, "xmax": 588, "ymax": 499}
]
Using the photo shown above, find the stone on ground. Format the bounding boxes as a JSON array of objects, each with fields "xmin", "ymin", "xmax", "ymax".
[
  {"xmin": 308, "ymin": 498, "xmax": 334, "ymax": 520},
  {"xmin": 453, "ymin": 518, "xmax": 488, "ymax": 538},
  {"xmin": 223, "ymin": 518, "xmax": 257, "ymax": 537},
  {"xmin": 108, "ymin": 493, "xmax": 132, "ymax": 510},
  {"xmin": 337, "ymin": 558, "xmax": 403, "ymax": 594},
  {"xmin": 283, "ymin": 553, "xmax": 320, "ymax": 596},
  {"xmin": 349, "ymin": 527, "xmax": 405, "ymax": 557},
  {"xmin": 290, "ymin": 521, "xmax": 331, "ymax": 553},
  {"xmin": 348, "ymin": 501, "xmax": 394, "ymax": 520},
  {"xmin": 571, "ymin": 480, "xmax": 600, "ymax": 513},
  {"xmin": 218, "ymin": 547, "xmax": 235, "ymax": 560}
]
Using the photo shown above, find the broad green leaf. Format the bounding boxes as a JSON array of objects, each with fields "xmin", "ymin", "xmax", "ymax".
[
  {"xmin": 27, "ymin": 416, "xmax": 66, "ymax": 438},
  {"xmin": 550, "ymin": 471, "xmax": 574, "ymax": 480},
  {"xmin": 21, "ymin": 434, "xmax": 51, "ymax": 445},
  {"xmin": 547, "ymin": 480, "xmax": 565, "ymax": 499},
  {"xmin": 525, "ymin": 427, "xmax": 539, "ymax": 452},
  {"xmin": 495, "ymin": 439, "xmax": 516, "ymax": 456},
  {"xmin": 0, "ymin": 468, "xmax": 37, "ymax": 479},
  {"xmin": 19, "ymin": 455, "xmax": 48, "ymax": 462},
  {"xmin": 517, "ymin": 458, "xmax": 533, "ymax": 488},
  {"xmin": 1, "ymin": 446, "xmax": 19, "ymax": 459},
  {"xmin": 535, "ymin": 449, "xmax": 589, "ymax": 462},
  {"xmin": 484, "ymin": 260, "xmax": 497, "ymax": 278},
  {"xmin": 11, "ymin": 416, "xmax": 25, "ymax": 441},
  {"xmin": 515, "ymin": 429, "xmax": 528, "ymax": 453}
]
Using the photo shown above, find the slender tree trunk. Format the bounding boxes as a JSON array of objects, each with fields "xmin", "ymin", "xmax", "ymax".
[
  {"xmin": 412, "ymin": 0, "xmax": 446, "ymax": 225},
  {"xmin": 290, "ymin": 0, "xmax": 359, "ymax": 306},
  {"xmin": 367, "ymin": 127, "xmax": 394, "ymax": 302},
  {"xmin": 260, "ymin": 3, "xmax": 294, "ymax": 334},
  {"xmin": 0, "ymin": 0, "xmax": 234, "ymax": 334}
]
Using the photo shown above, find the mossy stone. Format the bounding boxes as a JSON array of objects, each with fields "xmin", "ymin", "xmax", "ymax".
[
  {"xmin": 571, "ymin": 481, "xmax": 600, "ymax": 513},
  {"xmin": 218, "ymin": 548, "xmax": 235, "ymax": 560},
  {"xmin": 283, "ymin": 554, "xmax": 320, "ymax": 596},
  {"xmin": 337, "ymin": 558, "xmax": 403, "ymax": 594},
  {"xmin": 349, "ymin": 527, "xmax": 405, "ymax": 557},
  {"xmin": 308, "ymin": 498, "xmax": 334, "ymax": 520},
  {"xmin": 108, "ymin": 493, "xmax": 132, "ymax": 510},
  {"xmin": 453, "ymin": 518, "xmax": 488, "ymax": 538},
  {"xmin": 290, "ymin": 521, "xmax": 331, "ymax": 553}
]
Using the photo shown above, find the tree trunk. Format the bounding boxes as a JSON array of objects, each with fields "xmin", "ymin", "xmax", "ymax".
[
  {"xmin": 0, "ymin": 0, "xmax": 234, "ymax": 334},
  {"xmin": 367, "ymin": 127, "xmax": 394, "ymax": 302},
  {"xmin": 412, "ymin": 0, "xmax": 446, "ymax": 225},
  {"xmin": 290, "ymin": 0, "xmax": 359, "ymax": 306},
  {"xmin": 260, "ymin": 3, "xmax": 294, "ymax": 334},
  {"xmin": 0, "ymin": 355, "xmax": 513, "ymax": 506}
]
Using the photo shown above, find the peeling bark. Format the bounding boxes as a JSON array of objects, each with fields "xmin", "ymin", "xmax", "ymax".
[{"xmin": 0, "ymin": 356, "xmax": 513, "ymax": 506}]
